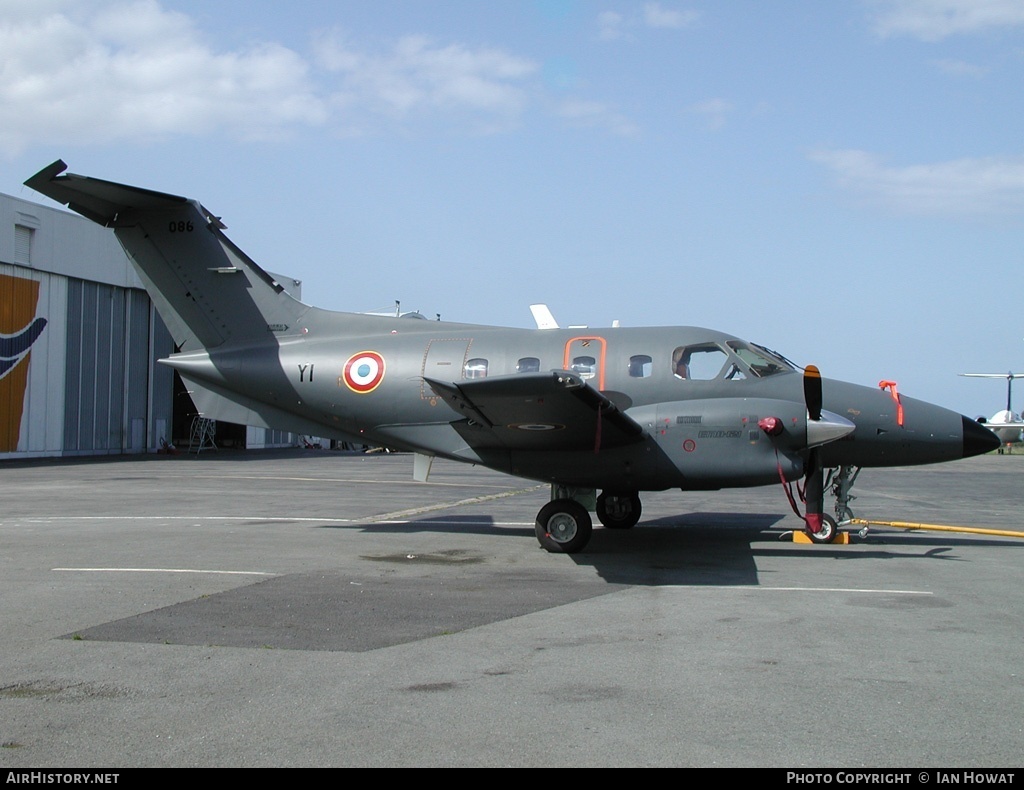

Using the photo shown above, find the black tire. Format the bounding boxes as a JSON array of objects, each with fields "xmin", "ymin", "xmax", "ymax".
[
  {"xmin": 596, "ymin": 491, "xmax": 642, "ymax": 529},
  {"xmin": 806, "ymin": 513, "xmax": 840, "ymax": 544},
  {"xmin": 535, "ymin": 499, "xmax": 593, "ymax": 554}
]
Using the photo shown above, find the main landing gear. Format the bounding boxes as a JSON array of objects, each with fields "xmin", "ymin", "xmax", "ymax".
[
  {"xmin": 596, "ymin": 491, "xmax": 642, "ymax": 530},
  {"xmin": 535, "ymin": 499, "xmax": 592, "ymax": 554},
  {"xmin": 534, "ymin": 489, "xmax": 643, "ymax": 553}
]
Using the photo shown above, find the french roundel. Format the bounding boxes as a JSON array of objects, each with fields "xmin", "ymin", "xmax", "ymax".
[{"xmin": 343, "ymin": 351, "xmax": 386, "ymax": 394}]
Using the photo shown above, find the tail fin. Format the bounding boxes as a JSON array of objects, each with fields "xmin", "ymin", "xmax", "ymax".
[{"xmin": 25, "ymin": 160, "xmax": 307, "ymax": 351}]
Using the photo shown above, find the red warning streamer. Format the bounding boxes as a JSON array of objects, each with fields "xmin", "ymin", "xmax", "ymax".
[{"xmin": 878, "ymin": 380, "xmax": 904, "ymax": 427}]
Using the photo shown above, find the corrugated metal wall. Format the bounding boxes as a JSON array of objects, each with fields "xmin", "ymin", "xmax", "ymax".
[{"xmin": 62, "ymin": 278, "xmax": 171, "ymax": 454}]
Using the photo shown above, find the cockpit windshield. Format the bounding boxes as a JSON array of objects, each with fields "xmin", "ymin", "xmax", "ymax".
[
  {"xmin": 670, "ymin": 341, "xmax": 795, "ymax": 382},
  {"xmin": 727, "ymin": 341, "xmax": 793, "ymax": 377}
]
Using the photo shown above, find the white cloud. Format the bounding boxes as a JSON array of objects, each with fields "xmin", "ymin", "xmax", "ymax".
[
  {"xmin": 0, "ymin": 0, "xmax": 67, "ymax": 22},
  {"xmin": 598, "ymin": 4, "xmax": 698, "ymax": 41},
  {"xmin": 313, "ymin": 30, "xmax": 537, "ymax": 124},
  {"xmin": 597, "ymin": 11, "xmax": 627, "ymax": 41},
  {"xmin": 871, "ymin": 0, "xmax": 1024, "ymax": 41},
  {"xmin": 688, "ymin": 98, "xmax": 733, "ymax": 131},
  {"xmin": 555, "ymin": 98, "xmax": 640, "ymax": 137},
  {"xmin": 0, "ymin": 0, "xmax": 325, "ymax": 152},
  {"xmin": 930, "ymin": 58, "xmax": 989, "ymax": 77},
  {"xmin": 0, "ymin": 1, "xmax": 559, "ymax": 152},
  {"xmin": 810, "ymin": 148, "xmax": 1024, "ymax": 216},
  {"xmin": 643, "ymin": 3, "xmax": 699, "ymax": 30}
]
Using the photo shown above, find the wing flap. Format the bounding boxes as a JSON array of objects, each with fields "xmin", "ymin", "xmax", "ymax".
[{"xmin": 425, "ymin": 371, "xmax": 646, "ymax": 451}]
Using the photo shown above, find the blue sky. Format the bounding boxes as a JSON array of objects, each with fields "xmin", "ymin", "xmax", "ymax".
[{"xmin": 2, "ymin": 0, "xmax": 1023, "ymax": 417}]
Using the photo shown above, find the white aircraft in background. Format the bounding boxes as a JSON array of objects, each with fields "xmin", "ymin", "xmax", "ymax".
[{"xmin": 960, "ymin": 372, "xmax": 1024, "ymax": 451}]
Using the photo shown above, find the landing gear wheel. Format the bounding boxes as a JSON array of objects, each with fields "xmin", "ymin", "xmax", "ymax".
[
  {"xmin": 596, "ymin": 492, "xmax": 642, "ymax": 529},
  {"xmin": 535, "ymin": 499, "xmax": 593, "ymax": 554},
  {"xmin": 806, "ymin": 513, "xmax": 840, "ymax": 544}
]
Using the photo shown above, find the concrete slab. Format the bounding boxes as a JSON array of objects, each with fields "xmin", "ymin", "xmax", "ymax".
[{"xmin": 0, "ymin": 449, "xmax": 1021, "ymax": 767}]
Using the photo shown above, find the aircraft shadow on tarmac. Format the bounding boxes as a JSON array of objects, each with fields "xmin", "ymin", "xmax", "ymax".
[
  {"xmin": 318, "ymin": 510, "xmax": 1023, "ymax": 587},
  {"xmin": 322, "ymin": 512, "xmax": 783, "ymax": 587}
]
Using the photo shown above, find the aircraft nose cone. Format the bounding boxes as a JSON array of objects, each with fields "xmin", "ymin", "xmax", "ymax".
[{"xmin": 962, "ymin": 415, "xmax": 1000, "ymax": 458}]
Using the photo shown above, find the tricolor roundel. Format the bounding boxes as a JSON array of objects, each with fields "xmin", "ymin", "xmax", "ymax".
[{"xmin": 342, "ymin": 351, "xmax": 386, "ymax": 394}]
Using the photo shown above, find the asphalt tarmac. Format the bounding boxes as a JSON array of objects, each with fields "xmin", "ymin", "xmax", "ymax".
[{"xmin": 0, "ymin": 449, "xmax": 1021, "ymax": 768}]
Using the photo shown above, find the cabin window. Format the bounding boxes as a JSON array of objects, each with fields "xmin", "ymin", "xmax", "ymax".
[
  {"xmin": 629, "ymin": 354, "xmax": 653, "ymax": 378},
  {"xmin": 571, "ymin": 355, "xmax": 596, "ymax": 379},
  {"xmin": 464, "ymin": 358, "xmax": 488, "ymax": 379},
  {"xmin": 672, "ymin": 345, "xmax": 729, "ymax": 381},
  {"xmin": 517, "ymin": 357, "xmax": 540, "ymax": 373}
]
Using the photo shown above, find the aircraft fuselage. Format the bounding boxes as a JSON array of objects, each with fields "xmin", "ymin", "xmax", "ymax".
[{"xmin": 164, "ymin": 317, "xmax": 983, "ymax": 492}]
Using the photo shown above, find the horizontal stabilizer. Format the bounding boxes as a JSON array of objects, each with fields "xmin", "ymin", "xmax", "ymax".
[{"xmin": 25, "ymin": 160, "xmax": 190, "ymax": 226}]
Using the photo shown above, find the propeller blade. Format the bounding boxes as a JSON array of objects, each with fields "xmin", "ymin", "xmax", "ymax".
[{"xmin": 804, "ymin": 364, "xmax": 822, "ymax": 422}]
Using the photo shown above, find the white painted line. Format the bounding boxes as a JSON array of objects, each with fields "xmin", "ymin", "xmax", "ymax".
[
  {"xmin": 21, "ymin": 516, "xmax": 355, "ymax": 523},
  {"xmin": 366, "ymin": 485, "xmax": 546, "ymax": 522},
  {"xmin": 217, "ymin": 475, "xmax": 533, "ymax": 491},
  {"xmin": 53, "ymin": 567, "xmax": 275, "ymax": 576},
  {"xmin": 663, "ymin": 585, "xmax": 933, "ymax": 595},
  {"xmin": 17, "ymin": 516, "xmax": 535, "ymax": 525}
]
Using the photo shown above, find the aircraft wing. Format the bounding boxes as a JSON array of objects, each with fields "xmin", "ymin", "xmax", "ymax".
[{"xmin": 424, "ymin": 371, "xmax": 646, "ymax": 452}]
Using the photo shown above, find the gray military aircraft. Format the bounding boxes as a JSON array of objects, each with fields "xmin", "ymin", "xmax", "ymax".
[{"xmin": 26, "ymin": 160, "xmax": 999, "ymax": 553}]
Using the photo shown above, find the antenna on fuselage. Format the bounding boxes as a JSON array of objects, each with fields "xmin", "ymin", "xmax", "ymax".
[{"xmin": 530, "ymin": 304, "xmax": 559, "ymax": 329}]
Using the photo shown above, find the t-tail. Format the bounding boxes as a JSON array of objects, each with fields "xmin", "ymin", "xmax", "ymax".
[{"xmin": 25, "ymin": 160, "xmax": 308, "ymax": 353}]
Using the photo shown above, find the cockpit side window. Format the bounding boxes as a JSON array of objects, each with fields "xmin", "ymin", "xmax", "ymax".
[{"xmin": 672, "ymin": 345, "xmax": 729, "ymax": 380}]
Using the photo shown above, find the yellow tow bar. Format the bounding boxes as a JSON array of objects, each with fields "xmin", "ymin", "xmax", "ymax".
[{"xmin": 848, "ymin": 518, "xmax": 1024, "ymax": 540}]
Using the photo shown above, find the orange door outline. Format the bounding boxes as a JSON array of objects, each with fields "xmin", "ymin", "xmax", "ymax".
[{"xmin": 563, "ymin": 336, "xmax": 607, "ymax": 390}]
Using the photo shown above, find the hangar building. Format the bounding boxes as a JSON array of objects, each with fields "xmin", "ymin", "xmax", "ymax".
[{"xmin": 1, "ymin": 190, "xmax": 300, "ymax": 460}]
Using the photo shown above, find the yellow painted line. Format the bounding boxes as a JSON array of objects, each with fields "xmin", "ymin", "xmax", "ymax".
[{"xmin": 850, "ymin": 518, "xmax": 1024, "ymax": 539}]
